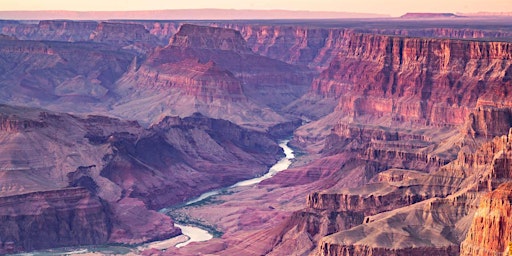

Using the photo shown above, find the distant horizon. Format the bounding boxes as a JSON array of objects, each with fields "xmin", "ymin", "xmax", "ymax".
[
  {"xmin": 0, "ymin": 9, "xmax": 389, "ymax": 20},
  {"xmin": 1, "ymin": 0, "xmax": 511, "ymax": 18},
  {"xmin": 1, "ymin": 9, "xmax": 512, "ymax": 21}
]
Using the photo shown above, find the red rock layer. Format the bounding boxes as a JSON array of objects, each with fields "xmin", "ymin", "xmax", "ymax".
[
  {"xmin": 311, "ymin": 33, "xmax": 512, "ymax": 126},
  {"xmin": 0, "ymin": 113, "xmax": 47, "ymax": 132},
  {"xmin": 224, "ymin": 25, "xmax": 352, "ymax": 70},
  {"xmin": 308, "ymin": 128, "xmax": 512, "ymax": 256},
  {"xmin": 125, "ymin": 24, "xmax": 311, "ymax": 108},
  {"xmin": 460, "ymin": 182, "xmax": 512, "ymax": 256},
  {"xmin": 132, "ymin": 57, "xmax": 245, "ymax": 102}
]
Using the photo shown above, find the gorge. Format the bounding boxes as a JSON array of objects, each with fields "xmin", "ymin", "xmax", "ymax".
[{"xmin": 0, "ymin": 15, "xmax": 511, "ymax": 256}]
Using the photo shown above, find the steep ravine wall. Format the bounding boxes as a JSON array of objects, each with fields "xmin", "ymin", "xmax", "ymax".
[
  {"xmin": 311, "ymin": 33, "xmax": 512, "ymax": 126},
  {"xmin": 0, "ymin": 188, "xmax": 110, "ymax": 254}
]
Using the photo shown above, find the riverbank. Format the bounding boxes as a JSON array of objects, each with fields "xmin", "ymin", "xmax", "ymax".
[{"xmin": 165, "ymin": 140, "xmax": 295, "ymax": 248}]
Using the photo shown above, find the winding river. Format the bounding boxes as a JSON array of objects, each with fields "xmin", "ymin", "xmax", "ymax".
[
  {"xmin": 19, "ymin": 140, "xmax": 295, "ymax": 255},
  {"xmin": 172, "ymin": 139, "xmax": 295, "ymax": 247}
]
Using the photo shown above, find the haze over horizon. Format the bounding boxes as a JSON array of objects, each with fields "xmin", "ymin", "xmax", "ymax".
[{"xmin": 1, "ymin": 0, "xmax": 511, "ymax": 17}]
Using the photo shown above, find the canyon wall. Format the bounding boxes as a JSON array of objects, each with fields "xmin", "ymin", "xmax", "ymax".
[
  {"xmin": 0, "ymin": 188, "xmax": 109, "ymax": 253},
  {"xmin": 460, "ymin": 182, "xmax": 512, "ymax": 256},
  {"xmin": 0, "ymin": 19, "xmax": 511, "ymax": 255},
  {"xmin": 309, "ymin": 33, "xmax": 512, "ymax": 126},
  {"xmin": 308, "ymin": 128, "xmax": 512, "ymax": 256},
  {"xmin": 0, "ymin": 105, "xmax": 283, "ymax": 253}
]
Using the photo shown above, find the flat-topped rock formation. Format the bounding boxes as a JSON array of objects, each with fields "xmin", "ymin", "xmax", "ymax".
[
  {"xmin": 401, "ymin": 13, "xmax": 461, "ymax": 19},
  {"xmin": 113, "ymin": 24, "xmax": 312, "ymax": 129}
]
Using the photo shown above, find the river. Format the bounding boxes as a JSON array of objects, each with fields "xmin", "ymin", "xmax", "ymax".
[
  {"xmin": 184, "ymin": 140, "xmax": 294, "ymax": 205},
  {"xmin": 170, "ymin": 139, "xmax": 295, "ymax": 247},
  {"xmin": 16, "ymin": 140, "xmax": 294, "ymax": 255}
]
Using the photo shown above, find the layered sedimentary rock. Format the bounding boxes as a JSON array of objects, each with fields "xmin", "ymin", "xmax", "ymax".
[
  {"xmin": 363, "ymin": 27, "xmax": 512, "ymax": 41},
  {"xmin": 309, "ymin": 33, "xmax": 512, "ymax": 126},
  {"xmin": 89, "ymin": 22, "xmax": 161, "ymax": 52},
  {"xmin": 460, "ymin": 182, "xmax": 512, "ymax": 256},
  {"xmin": 0, "ymin": 37, "xmax": 135, "ymax": 111},
  {"xmin": 308, "ymin": 128, "xmax": 512, "ymax": 256},
  {"xmin": 259, "ymin": 31, "xmax": 512, "ymax": 256},
  {"xmin": 0, "ymin": 188, "xmax": 110, "ymax": 254},
  {"xmin": 313, "ymin": 34, "xmax": 512, "ymax": 125},
  {"xmin": 0, "ymin": 20, "xmax": 163, "ymax": 50},
  {"xmin": 0, "ymin": 18, "xmax": 511, "ymax": 256},
  {"xmin": 0, "ymin": 20, "xmax": 97, "ymax": 42},
  {"xmin": 220, "ymin": 22, "xmax": 512, "ymax": 71},
  {"xmin": 113, "ymin": 24, "xmax": 312, "ymax": 128},
  {"xmin": 0, "ymin": 105, "xmax": 282, "ymax": 253},
  {"xmin": 222, "ymin": 24, "xmax": 351, "ymax": 70}
]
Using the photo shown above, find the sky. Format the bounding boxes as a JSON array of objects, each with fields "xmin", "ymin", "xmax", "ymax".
[{"xmin": 0, "ymin": 0, "xmax": 511, "ymax": 17}]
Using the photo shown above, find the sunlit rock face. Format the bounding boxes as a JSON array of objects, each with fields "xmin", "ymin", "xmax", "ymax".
[{"xmin": 310, "ymin": 33, "xmax": 512, "ymax": 126}]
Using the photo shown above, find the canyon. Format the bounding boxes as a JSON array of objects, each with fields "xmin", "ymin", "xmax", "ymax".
[{"xmin": 0, "ymin": 16, "xmax": 511, "ymax": 256}]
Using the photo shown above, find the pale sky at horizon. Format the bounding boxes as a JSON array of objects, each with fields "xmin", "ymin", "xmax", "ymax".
[{"xmin": 0, "ymin": 0, "xmax": 511, "ymax": 17}]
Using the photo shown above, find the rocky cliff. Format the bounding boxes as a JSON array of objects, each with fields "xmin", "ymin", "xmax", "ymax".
[
  {"xmin": 113, "ymin": 24, "xmax": 312, "ymax": 129},
  {"xmin": 309, "ymin": 33, "xmax": 512, "ymax": 126},
  {"xmin": 0, "ymin": 20, "xmax": 97, "ymax": 42},
  {"xmin": 170, "ymin": 24, "xmax": 251, "ymax": 53},
  {"xmin": 0, "ymin": 188, "xmax": 110, "ymax": 253},
  {"xmin": 0, "ymin": 105, "xmax": 282, "ymax": 253},
  {"xmin": 220, "ymin": 24, "xmax": 351, "ymax": 70},
  {"xmin": 460, "ymin": 182, "xmax": 512, "ymax": 256},
  {"xmin": 306, "ymin": 128, "xmax": 512, "ymax": 256}
]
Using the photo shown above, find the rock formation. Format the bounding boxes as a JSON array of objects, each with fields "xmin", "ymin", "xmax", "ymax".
[
  {"xmin": 0, "ymin": 37, "xmax": 136, "ymax": 111},
  {"xmin": 0, "ymin": 20, "xmax": 164, "ymax": 50},
  {"xmin": 308, "ymin": 33, "xmax": 512, "ymax": 126},
  {"xmin": 0, "ymin": 105, "xmax": 282, "ymax": 253},
  {"xmin": 460, "ymin": 182, "xmax": 512, "ymax": 256},
  {"xmin": 112, "ymin": 24, "xmax": 312, "ymax": 129}
]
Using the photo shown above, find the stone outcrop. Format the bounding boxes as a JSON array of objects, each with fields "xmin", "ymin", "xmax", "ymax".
[
  {"xmin": 0, "ymin": 20, "xmax": 97, "ymax": 42},
  {"xmin": 306, "ymin": 129, "xmax": 512, "ymax": 256},
  {"xmin": 0, "ymin": 113, "xmax": 47, "ymax": 132},
  {"xmin": 460, "ymin": 182, "xmax": 512, "ymax": 256},
  {"xmin": 322, "ymin": 123, "xmax": 455, "ymax": 174},
  {"xmin": 221, "ymin": 24, "xmax": 352, "ymax": 70},
  {"xmin": 170, "ymin": 24, "xmax": 251, "ymax": 53}
]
